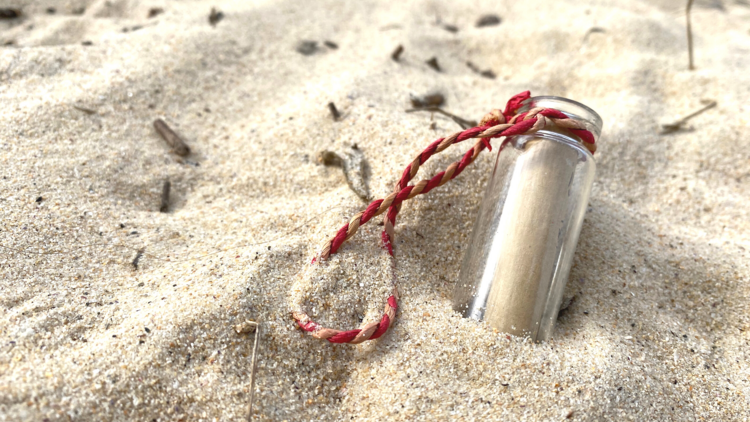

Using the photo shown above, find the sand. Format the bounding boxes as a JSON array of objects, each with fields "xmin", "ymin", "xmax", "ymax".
[{"xmin": 1, "ymin": 0, "xmax": 749, "ymax": 420}]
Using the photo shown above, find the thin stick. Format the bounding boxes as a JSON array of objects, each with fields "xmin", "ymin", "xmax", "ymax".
[
  {"xmin": 661, "ymin": 101, "xmax": 716, "ymax": 133},
  {"xmin": 327, "ymin": 102, "xmax": 340, "ymax": 121},
  {"xmin": 159, "ymin": 180, "xmax": 171, "ymax": 213},
  {"xmin": 73, "ymin": 105, "xmax": 97, "ymax": 115},
  {"xmin": 154, "ymin": 119, "xmax": 191, "ymax": 156},
  {"xmin": 406, "ymin": 107, "xmax": 477, "ymax": 129},
  {"xmin": 132, "ymin": 247, "xmax": 145, "ymax": 270},
  {"xmin": 391, "ymin": 45, "xmax": 403, "ymax": 61},
  {"xmin": 687, "ymin": 0, "xmax": 695, "ymax": 70},
  {"xmin": 239, "ymin": 321, "xmax": 261, "ymax": 421}
]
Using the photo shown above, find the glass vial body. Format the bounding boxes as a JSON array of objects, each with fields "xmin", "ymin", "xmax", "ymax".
[{"xmin": 452, "ymin": 96, "xmax": 602, "ymax": 342}]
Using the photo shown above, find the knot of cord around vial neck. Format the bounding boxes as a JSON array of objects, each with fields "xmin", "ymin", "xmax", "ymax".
[{"xmin": 511, "ymin": 107, "xmax": 597, "ymax": 154}]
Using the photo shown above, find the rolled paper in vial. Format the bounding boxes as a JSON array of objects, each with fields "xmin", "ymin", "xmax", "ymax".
[
  {"xmin": 482, "ymin": 139, "xmax": 578, "ymax": 338},
  {"xmin": 452, "ymin": 95, "xmax": 601, "ymax": 342}
]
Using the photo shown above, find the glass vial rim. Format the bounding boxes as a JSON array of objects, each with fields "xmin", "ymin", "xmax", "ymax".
[{"xmin": 518, "ymin": 95, "xmax": 604, "ymax": 141}]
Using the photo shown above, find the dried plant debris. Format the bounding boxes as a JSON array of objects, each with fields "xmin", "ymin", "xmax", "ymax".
[
  {"xmin": 328, "ymin": 102, "xmax": 340, "ymax": 121},
  {"xmin": 160, "ymin": 180, "xmax": 171, "ymax": 213},
  {"xmin": 296, "ymin": 40, "xmax": 318, "ymax": 56},
  {"xmin": 425, "ymin": 57, "xmax": 441, "ymax": 72},
  {"xmin": 466, "ymin": 61, "xmax": 496, "ymax": 79},
  {"xmin": 132, "ymin": 247, "xmax": 145, "ymax": 270},
  {"xmin": 391, "ymin": 44, "xmax": 404, "ymax": 61},
  {"xmin": 687, "ymin": 0, "xmax": 695, "ymax": 70},
  {"xmin": 324, "ymin": 40, "xmax": 338, "ymax": 49},
  {"xmin": 406, "ymin": 107, "xmax": 477, "ymax": 130},
  {"xmin": 148, "ymin": 7, "xmax": 164, "ymax": 18},
  {"xmin": 441, "ymin": 24, "xmax": 459, "ymax": 33},
  {"xmin": 234, "ymin": 321, "xmax": 258, "ymax": 335},
  {"xmin": 318, "ymin": 145, "xmax": 370, "ymax": 201},
  {"xmin": 209, "ymin": 7, "xmax": 224, "ymax": 26},
  {"xmin": 73, "ymin": 105, "xmax": 97, "ymax": 115},
  {"xmin": 234, "ymin": 321, "xmax": 261, "ymax": 419},
  {"xmin": 154, "ymin": 119, "xmax": 191, "ymax": 156},
  {"xmin": 476, "ymin": 14, "xmax": 502, "ymax": 27},
  {"xmin": 661, "ymin": 100, "xmax": 716, "ymax": 134},
  {"xmin": 410, "ymin": 92, "xmax": 445, "ymax": 109},
  {"xmin": 0, "ymin": 8, "xmax": 21, "ymax": 19}
]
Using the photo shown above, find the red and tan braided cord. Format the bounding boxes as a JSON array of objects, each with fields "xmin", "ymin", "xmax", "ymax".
[{"xmin": 292, "ymin": 91, "xmax": 596, "ymax": 344}]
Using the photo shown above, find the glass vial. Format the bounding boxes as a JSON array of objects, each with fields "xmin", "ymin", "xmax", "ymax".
[{"xmin": 452, "ymin": 96, "xmax": 602, "ymax": 342}]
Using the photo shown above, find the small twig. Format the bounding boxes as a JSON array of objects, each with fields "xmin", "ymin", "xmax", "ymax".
[
  {"xmin": 328, "ymin": 102, "xmax": 340, "ymax": 121},
  {"xmin": 410, "ymin": 93, "xmax": 444, "ymax": 109},
  {"xmin": 209, "ymin": 7, "xmax": 224, "ymax": 26},
  {"xmin": 406, "ymin": 107, "xmax": 477, "ymax": 129},
  {"xmin": 391, "ymin": 45, "xmax": 404, "ymax": 62},
  {"xmin": 159, "ymin": 180, "xmax": 171, "ymax": 213},
  {"xmin": 245, "ymin": 322, "xmax": 261, "ymax": 421},
  {"xmin": 132, "ymin": 247, "xmax": 145, "ymax": 270},
  {"xmin": 317, "ymin": 147, "xmax": 370, "ymax": 201},
  {"xmin": 687, "ymin": 0, "xmax": 695, "ymax": 70},
  {"xmin": 73, "ymin": 105, "xmax": 97, "ymax": 115},
  {"xmin": 153, "ymin": 119, "xmax": 191, "ymax": 156},
  {"xmin": 425, "ymin": 57, "xmax": 441, "ymax": 72},
  {"xmin": 661, "ymin": 101, "xmax": 716, "ymax": 133},
  {"xmin": 466, "ymin": 61, "xmax": 496, "ymax": 79}
]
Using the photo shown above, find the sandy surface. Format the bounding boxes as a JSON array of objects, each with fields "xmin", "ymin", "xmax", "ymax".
[{"xmin": 1, "ymin": 0, "xmax": 750, "ymax": 420}]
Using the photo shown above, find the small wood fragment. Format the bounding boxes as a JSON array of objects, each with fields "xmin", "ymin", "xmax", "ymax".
[
  {"xmin": 209, "ymin": 7, "xmax": 224, "ymax": 26},
  {"xmin": 328, "ymin": 102, "xmax": 340, "ymax": 121},
  {"xmin": 425, "ymin": 57, "xmax": 441, "ymax": 72},
  {"xmin": 148, "ymin": 7, "xmax": 164, "ymax": 18},
  {"xmin": 296, "ymin": 40, "xmax": 318, "ymax": 55},
  {"xmin": 476, "ymin": 14, "xmax": 501, "ymax": 27},
  {"xmin": 317, "ymin": 146, "xmax": 370, "ymax": 201},
  {"xmin": 132, "ymin": 247, "xmax": 145, "ymax": 270},
  {"xmin": 466, "ymin": 61, "xmax": 496, "ymax": 79},
  {"xmin": 391, "ymin": 45, "xmax": 404, "ymax": 62},
  {"xmin": 73, "ymin": 105, "xmax": 97, "ymax": 115},
  {"xmin": 160, "ymin": 180, "xmax": 171, "ymax": 213},
  {"xmin": 0, "ymin": 8, "xmax": 21, "ymax": 19},
  {"xmin": 661, "ymin": 101, "xmax": 716, "ymax": 133},
  {"xmin": 245, "ymin": 322, "xmax": 261, "ymax": 420},
  {"xmin": 686, "ymin": 0, "xmax": 695, "ymax": 70},
  {"xmin": 410, "ymin": 93, "xmax": 444, "ymax": 109},
  {"xmin": 442, "ymin": 24, "xmax": 458, "ymax": 33},
  {"xmin": 154, "ymin": 119, "xmax": 191, "ymax": 156},
  {"xmin": 234, "ymin": 321, "xmax": 257, "ymax": 334}
]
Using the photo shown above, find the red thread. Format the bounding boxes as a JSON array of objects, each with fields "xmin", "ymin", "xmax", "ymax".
[
  {"xmin": 369, "ymin": 314, "xmax": 391, "ymax": 340},
  {"xmin": 328, "ymin": 329, "xmax": 361, "ymax": 343},
  {"xmin": 293, "ymin": 92, "xmax": 596, "ymax": 344},
  {"xmin": 329, "ymin": 222, "xmax": 350, "ymax": 255},
  {"xmin": 503, "ymin": 91, "xmax": 531, "ymax": 120},
  {"xmin": 571, "ymin": 129, "xmax": 595, "ymax": 146},
  {"xmin": 381, "ymin": 231, "xmax": 394, "ymax": 256},
  {"xmin": 539, "ymin": 109, "xmax": 567, "ymax": 119}
]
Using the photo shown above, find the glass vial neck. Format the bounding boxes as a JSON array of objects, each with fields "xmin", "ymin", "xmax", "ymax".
[{"xmin": 517, "ymin": 96, "xmax": 603, "ymax": 143}]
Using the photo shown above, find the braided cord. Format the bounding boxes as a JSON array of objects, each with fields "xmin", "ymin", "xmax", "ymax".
[{"xmin": 292, "ymin": 91, "xmax": 596, "ymax": 344}]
